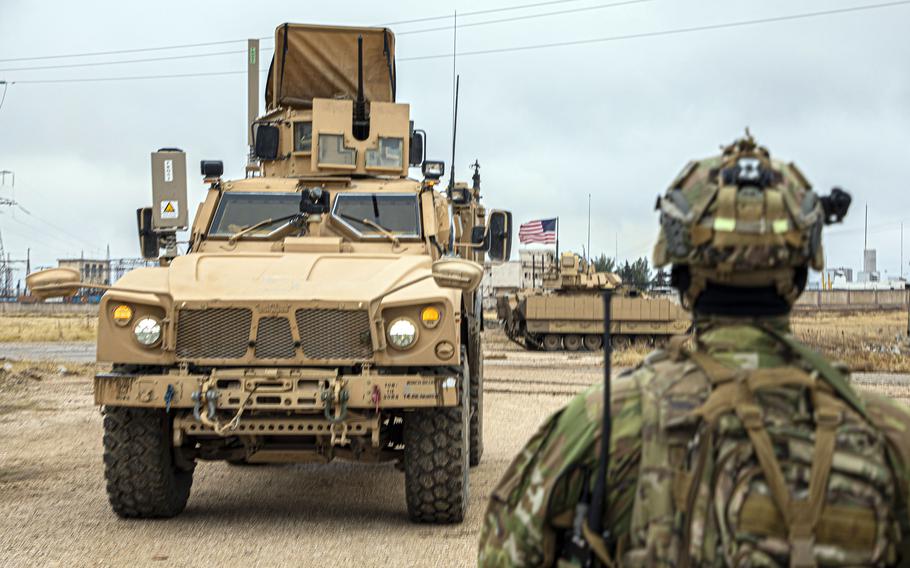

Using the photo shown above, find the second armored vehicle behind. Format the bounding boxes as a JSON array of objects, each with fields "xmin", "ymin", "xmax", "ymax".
[{"xmin": 497, "ymin": 253, "xmax": 690, "ymax": 351}]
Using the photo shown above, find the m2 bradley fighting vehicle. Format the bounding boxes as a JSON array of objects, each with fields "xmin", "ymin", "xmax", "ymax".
[
  {"xmin": 497, "ymin": 252, "xmax": 689, "ymax": 351},
  {"xmin": 27, "ymin": 23, "xmax": 512, "ymax": 524}
]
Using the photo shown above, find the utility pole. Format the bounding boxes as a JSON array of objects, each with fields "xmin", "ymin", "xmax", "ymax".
[
  {"xmin": 587, "ymin": 193, "xmax": 591, "ymax": 263},
  {"xmin": 864, "ymin": 205, "xmax": 868, "ymax": 252}
]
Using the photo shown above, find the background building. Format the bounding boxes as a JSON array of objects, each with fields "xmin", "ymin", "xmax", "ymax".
[{"xmin": 57, "ymin": 258, "xmax": 111, "ymax": 287}]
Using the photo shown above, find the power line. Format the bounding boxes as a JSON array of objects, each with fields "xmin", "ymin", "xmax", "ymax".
[
  {"xmin": 397, "ymin": 0, "xmax": 653, "ymax": 36},
  {"xmin": 15, "ymin": 204, "xmax": 100, "ymax": 250},
  {"xmin": 0, "ymin": 2, "xmax": 623, "ymax": 73},
  {"xmin": 0, "ymin": 82, "xmax": 8, "ymax": 111},
  {"xmin": 0, "ymin": 37, "xmax": 271, "ymax": 64},
  {"xmin": 383, "ymin": 0, "xmax": 592, "ymax": 26},
  {"xmin": 399, "ymin": 0, "xmax": 910, "ymax": 61},
  {"xmin": 0, "ymin": 48, "xmax": 275, "ymax": 73},
  {"xmin": 0, "ymin": 0, "xmax": 592, "ymax": 64},
  {"xmin": 12, "ymin": 69, "xmax": 260, "ymax": 85},
  {"xmin": 6, "ymin": 1, "xmax": 909, "ymax": 84}
]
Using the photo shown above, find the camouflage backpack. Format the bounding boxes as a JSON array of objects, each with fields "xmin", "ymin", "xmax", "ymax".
[{"xmin": 619, "ymin": 329, "xmax": 908, "ymax": 567}]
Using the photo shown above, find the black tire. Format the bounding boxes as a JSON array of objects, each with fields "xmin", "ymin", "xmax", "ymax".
[
  {"xmin": 469, "ymin": 333, "xmax": 484, "ymax": 467},
  {"xmin": 103, "ymin": 407, "xmax": 194, "ymax": 518},
  {"xmin": 564, "ymin": 334, "xmax": 582, "ymax": 352},
  {"xmin": 403, "ymin": 367, "xmax": 470, "ymax": 524}
]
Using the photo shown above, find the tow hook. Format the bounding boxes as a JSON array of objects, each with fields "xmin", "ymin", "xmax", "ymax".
[
  {"xmin": 319, "ymin": 378, "xmax": 351, "ymax": 446},
  {"xmin": 205, "ymin": 390, "xmax": 219, "ymax": 419},
  {"xmin": 191, "ymin": 388, "xmax": 220, "ymax": 421},
  {"xmin": 191, "ymin": 390, "xmax": 202, "ymax": 421},
  {"xmin": 321, "ymin": 379, "xmax": 349, "ymax": 425}
]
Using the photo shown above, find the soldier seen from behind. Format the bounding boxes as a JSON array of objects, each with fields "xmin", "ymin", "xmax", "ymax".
[{"xmin": 478, "ymin": 133, "xmax": 910, "ymax": 567}]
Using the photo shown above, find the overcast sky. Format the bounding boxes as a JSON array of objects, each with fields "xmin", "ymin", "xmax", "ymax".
[{"xmin": 1, "ymin": 0, "xmax": 908, "ymax": 284}]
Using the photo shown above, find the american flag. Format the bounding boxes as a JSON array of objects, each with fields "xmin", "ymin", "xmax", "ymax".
[{"xmin": 519, "ymin": 218, "xmax": 557, "ymax": 244}]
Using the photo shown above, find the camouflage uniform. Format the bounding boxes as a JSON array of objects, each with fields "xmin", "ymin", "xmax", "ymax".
[
  {"xmin": 479, "ymin": 135, "xmax": 910, "ymax": 567},
  {"xmin": 479, "ymin": 320, "xmax": 910, "ymax": 566}
]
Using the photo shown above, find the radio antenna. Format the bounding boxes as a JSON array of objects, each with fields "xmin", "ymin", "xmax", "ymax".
[
  {"xmin": 448, "ymin": 11, "xmax": 458, "ymax": 195},
  {"xmin": 448, "ymin": 75, "xmax": 460, "ymax": 196}
]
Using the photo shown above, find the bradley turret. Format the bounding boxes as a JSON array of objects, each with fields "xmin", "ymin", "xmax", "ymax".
[{"xmin": 27, "ymin": 23, "xmax": 513, "ymax": 525}]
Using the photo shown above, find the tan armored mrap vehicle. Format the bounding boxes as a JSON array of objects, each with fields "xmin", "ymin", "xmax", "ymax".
[
  {"xmin": 497, "ymin": 253, "xmax": 689, "ymax": 351},
  {"xmin": 28, "ymin": 23, "xmax": 512, "ymax": 524}
]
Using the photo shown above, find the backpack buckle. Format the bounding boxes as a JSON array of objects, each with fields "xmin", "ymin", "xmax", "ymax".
[
  {"xmin": 736, "ymin": 403, "xmax": 764, "ymax": 429},
  {"xmin": 814, "ymin": 407, "xmax": 842, "ymax": 428}
]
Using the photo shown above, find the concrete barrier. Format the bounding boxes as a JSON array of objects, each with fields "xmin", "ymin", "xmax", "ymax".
[
  {"xmin": 795, "ymin": 290, "xmax": 909, "ymax": 311},
  {"xmin": 0, "ymin": 303, "xmax": 99, "ymax": 316}
]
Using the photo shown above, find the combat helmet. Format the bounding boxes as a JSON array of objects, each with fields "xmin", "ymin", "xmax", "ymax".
[{"xmin": 653, "ymin": 131, "xmax": 851, "ymax": 313}]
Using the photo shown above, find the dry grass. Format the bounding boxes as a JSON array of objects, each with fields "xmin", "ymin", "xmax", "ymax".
[
  {"xmin": 792, "ymin": 310, "xmax": 909, "ymax": 373},
  {"xmin": 0, "ymin": 316, "xmax": 97, "ymax": 342}
]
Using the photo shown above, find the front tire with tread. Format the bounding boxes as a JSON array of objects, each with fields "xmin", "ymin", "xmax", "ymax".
[
  {"xmin": 103, "ymin": 407, "xmax": 194, "ymax": 518},
  {"xmin": 468, "ymin": 333, "xmax": 483, "ymax": 467},
  {"xmin": 403, "ymin": 365, "xmax": 470, "ymax": 524}
]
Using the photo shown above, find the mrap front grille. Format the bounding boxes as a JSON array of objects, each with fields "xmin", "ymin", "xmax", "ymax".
[
  {"xmin": 254, "ymin": 317, "xmax": 296, "ymax": 359},
  {"xmin": 176, "ymin": 308, "xmax": 252, "ymax": 359},
  {"xmin": 174, "ymin": 306, "xmax": 373, "ymax": 362},
  {"xmin": 296, "ymin": 308, "xmax": 373, "ymax": 360}
]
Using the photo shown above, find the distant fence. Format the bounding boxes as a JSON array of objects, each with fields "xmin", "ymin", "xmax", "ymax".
[
  {"xmin": 795, "ymin": 289, "xmax": 909, "ymax": 311},
  {"xmin": 0, "ymin": 303, "xmax": 99, "ymax": 316}
]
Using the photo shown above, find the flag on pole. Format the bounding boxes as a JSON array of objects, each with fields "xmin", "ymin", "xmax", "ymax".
[{"xmin": 519, "ymin": 218, "xmax": 558, "ymax": 244}]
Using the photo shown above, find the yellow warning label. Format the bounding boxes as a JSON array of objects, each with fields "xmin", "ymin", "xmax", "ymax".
[{"xmin": 160, "ymin": 200, "xmax": 179, "ymax": 220}]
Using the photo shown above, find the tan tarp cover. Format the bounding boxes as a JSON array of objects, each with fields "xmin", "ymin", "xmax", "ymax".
[{"xmin": 265, "ymin": 24, "xmax": 396, "ymax": 110}]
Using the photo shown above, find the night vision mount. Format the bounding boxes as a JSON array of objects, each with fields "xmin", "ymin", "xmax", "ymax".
[{"xmin": 820, "ymin": 187, "xmax": 851, "ymax": 225}]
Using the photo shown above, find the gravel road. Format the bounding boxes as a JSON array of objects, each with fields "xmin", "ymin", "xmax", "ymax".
[
  {"xmin": 0, "ymin": 341, "xmax": 96, "ymax": 363},
  {"xmin": 1, "ymin": 332, "xmax": 908, "ymax": 567}
]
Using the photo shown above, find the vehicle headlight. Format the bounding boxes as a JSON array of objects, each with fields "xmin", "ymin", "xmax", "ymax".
[
  {"xmin": 133, "ymin": 317, "xmax": 162, "ymax": 346},
  {"xmin": 388, "ymin": 318, "xmax": 418, "ymax": 350}
]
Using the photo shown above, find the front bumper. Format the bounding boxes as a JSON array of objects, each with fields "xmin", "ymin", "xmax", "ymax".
[{"xmin": 94, "ymin": 367, "xmax": 459, "ymax": 412}]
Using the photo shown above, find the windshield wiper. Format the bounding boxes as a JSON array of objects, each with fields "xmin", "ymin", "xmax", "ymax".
[
  {"xmin": 337, "ymin": 213, "xmax": 401, "ymax": 248},
  {"xmin": 227, "ymin": 213, "xmax": 304, "ymax": 244}
]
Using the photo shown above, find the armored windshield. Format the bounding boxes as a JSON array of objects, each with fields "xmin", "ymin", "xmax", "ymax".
[
  {"xmin": 209, "ymin": 193, "xmax": 300, "ymax": 237},
  {"xmin": 332, "ymin": 193, "xmax": 420, "ymax": 238}
]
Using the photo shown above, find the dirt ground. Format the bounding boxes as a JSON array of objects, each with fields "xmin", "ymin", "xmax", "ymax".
[
  {"xmin": 0, "ymin": 330, "xmax": 590, "ymax": 567},
  {"xmin": 1, "ymin": 328, "xmax": 909, "ymax": 567}
]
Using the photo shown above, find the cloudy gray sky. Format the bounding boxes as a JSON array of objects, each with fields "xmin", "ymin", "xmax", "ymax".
[{"xmin": 1, "ymin": 0, "xmax": 908, "ymax": 284}]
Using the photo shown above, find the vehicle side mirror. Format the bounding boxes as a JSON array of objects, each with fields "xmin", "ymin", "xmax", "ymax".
[
  {"xmin": 26, "ymin": 268, "xmax": 82, "ymax": 301},
  {"xmin": 487, "ymin": 210, "xmax": 513, "ymax": 262},
  {"xmin": 409, "ymin": 130, "xmax": 426, "ymax": 167},
  {"xmin": 254, "ymin": 124, "xmax": 280, "ymax": 161},
  {"xmin": 471, "ymin": 226, "xmax": 488, "ymax": 249},
  {"xmin": 431, "ymin": 258, "xmax": 484, "ymax": 291},
  {"xmin": 137, "ymin": 207, "xmax": 160, "ymax": 260}
]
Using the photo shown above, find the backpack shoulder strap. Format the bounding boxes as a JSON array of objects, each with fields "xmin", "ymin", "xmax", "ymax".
[{"xmin": 757, "ymin": 323, "xmax": 869, "ymax": 421}]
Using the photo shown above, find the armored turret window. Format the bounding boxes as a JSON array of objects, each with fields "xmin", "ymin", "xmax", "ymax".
[
  {"xmin": 317, "ymin": 134, "xmax": 356, "ymax": 168},
  {"xmin": 293, "ymin": 121, "xmax": 312, "ymax": 153},
  {"xmin": 208, "ymin": 192, "xmax": 302, "ymax": 238},
  {"xmin": 332, "ymin": 193, "xmax": 421, "ymax": 239},
  {"xmin": 365, "ymin": 137, "xmax": 403, "ymax": 171}
]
